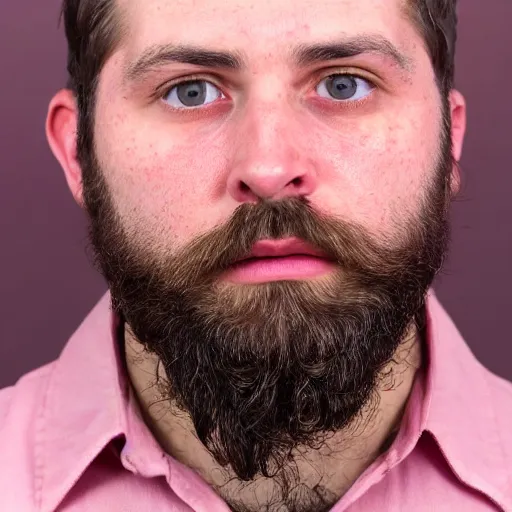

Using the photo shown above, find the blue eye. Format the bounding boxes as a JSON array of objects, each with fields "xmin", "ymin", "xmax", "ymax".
[
  {"xmin": 162, "ymin": 74, "xmax": 373, "ymax": 109},
  {"xmin": 163, "ymin": 80, "xmax": 224, "ymax": 108},
  {"xmin": 316, "ymin": 74, "xmax": 374, "ymax": 101}
]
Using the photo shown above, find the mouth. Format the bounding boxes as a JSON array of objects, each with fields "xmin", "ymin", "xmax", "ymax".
[
  {"xmin": 224, "ymin": 238, "xmax": 336, "ymax": 284},
  {"xmin": 234, "ymin": 237, "xmax": 332, "ymax": 262}
]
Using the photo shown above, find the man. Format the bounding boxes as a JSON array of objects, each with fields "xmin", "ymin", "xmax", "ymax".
[{"xmin": 0, "ymin": 0, "xmax": 511, "ymax": 510}]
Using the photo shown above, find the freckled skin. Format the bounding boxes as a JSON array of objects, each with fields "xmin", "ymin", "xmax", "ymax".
[{"xmin": 94, "ymin": 0, "xmax": 446, "ymax": 256}]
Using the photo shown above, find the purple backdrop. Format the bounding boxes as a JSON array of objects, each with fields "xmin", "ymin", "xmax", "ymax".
[{"xmin": 1, "ymin": 1, "xmax": 510, "ymax": 387}]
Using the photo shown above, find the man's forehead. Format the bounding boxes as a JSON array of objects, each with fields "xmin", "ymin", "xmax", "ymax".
[{"xmin": 117, "ymin": 0, "xmax": 415, "ymax": 62}]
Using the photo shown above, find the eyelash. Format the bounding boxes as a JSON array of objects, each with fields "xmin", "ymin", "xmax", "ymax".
[{"xmin": 158, "ymin": 70, "xmax": 377, "ymax": 110}]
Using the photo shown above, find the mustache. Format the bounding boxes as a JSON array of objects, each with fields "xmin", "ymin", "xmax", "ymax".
[{"xmin": 159, "ymin": 196, "xmax": 412, "ymax": 289}]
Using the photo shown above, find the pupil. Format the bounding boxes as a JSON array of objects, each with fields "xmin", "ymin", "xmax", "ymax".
[
  {"xmin": 328, "ymin": 76, "xmax": 357, "ymax": 100},
  {"xmin": 177, "ymin": 81, "xmax": 206, "ymax": 106}
]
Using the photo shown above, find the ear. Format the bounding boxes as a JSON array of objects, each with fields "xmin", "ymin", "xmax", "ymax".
[
  {"xmin": 46, "ymin": 89, "xmax": 85, "ymax": 207},
  {"xmin": 448, "ymin": 89, "xmax": 467, "ymax": 197}
]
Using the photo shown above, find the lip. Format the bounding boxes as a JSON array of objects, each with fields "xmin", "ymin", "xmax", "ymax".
[{"xmin": 235, "ymin": 237, "xmax": 332, "ymax": 262}]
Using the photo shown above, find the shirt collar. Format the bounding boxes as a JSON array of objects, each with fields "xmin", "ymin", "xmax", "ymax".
[
  {"xmin": 423, "ymin": 289, "xmax": 511, "ymax": 510},
  {"xmin": 37, "ymin": 289, "xmax": 510, "ymax": 512},
  {"xmin": 37, "ymin": 292, "xmax": 129, "ymax": 512}
]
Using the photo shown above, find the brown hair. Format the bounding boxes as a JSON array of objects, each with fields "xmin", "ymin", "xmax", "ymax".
[
  {"xmin": 404, "ymin": 0, "xmax": 458, "ymax": 95},
  {"xmin": 60, "ymin": 0, "xmax": 457, "ymax": 160}
]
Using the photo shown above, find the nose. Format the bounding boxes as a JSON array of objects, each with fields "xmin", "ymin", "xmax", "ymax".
[{"xmin": 226, "ymin": 101, "xmax": 319, "ymax": 203}]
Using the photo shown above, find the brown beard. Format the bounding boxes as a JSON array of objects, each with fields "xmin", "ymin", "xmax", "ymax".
[{"xmin": 79, "ymin": 103, "xmax": 452, "ymax": 492}]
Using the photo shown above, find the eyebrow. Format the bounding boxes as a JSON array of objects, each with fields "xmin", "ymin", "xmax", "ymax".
[
  {"xmin": 123, "ymin": 34, "xmax": 413, "ymax": 85},
  {"xmin": 291, "ymin": 35, "xmax": 413, "ymax": 72}
]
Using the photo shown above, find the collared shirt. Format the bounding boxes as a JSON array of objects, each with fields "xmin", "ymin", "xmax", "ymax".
[{"xmin": 0, "ymin": 289, "xmax": 511, "ymax": 511}]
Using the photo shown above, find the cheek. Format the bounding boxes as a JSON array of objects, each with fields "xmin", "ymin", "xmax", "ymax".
[
  {"xmin": 97, "ymin": 128, "xmax": 229, "ymax": 245},
  {"xmin": 92, "ymin": 74, "xmax": 221, "ymax": 246},
  {"xmin": 312, "ymin": 112, "xmax": 438, "ymax": 235}
]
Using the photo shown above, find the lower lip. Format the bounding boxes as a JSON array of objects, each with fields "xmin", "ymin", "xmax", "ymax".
[{"xmin": 222, "ymin": 255, "xmax": 336, "ymax": 284}]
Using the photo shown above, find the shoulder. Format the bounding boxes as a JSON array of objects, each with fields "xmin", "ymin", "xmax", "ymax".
[
  {"xmin": 0, "ymin": 363, "xmax": 59, "ymax": 509},
  {"xmin": 0, "ymin": 362, "xmax": 55, "ymax": 438},
  {"xmin": 0, "ymin": 363, "xmax": 55, "ymax": 464},
  {"xmin": 485, "ymin": 369, "xmax": 512, "ymax": 439},
  {"xmin": 0, "ymin": 363, "xmax": 55, "ymax": 431},
  {"xmin": 0, "ymin": 384, "xmax": 13, "ymax": 424},
  {"xmin": 482, "ymin": 370, "xmax": 512, "ymax": 478}
]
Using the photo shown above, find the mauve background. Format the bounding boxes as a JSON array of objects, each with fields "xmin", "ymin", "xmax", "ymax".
[{"xmin": 0, "ymin": 1, "xmax": 511, "ymax": 388}]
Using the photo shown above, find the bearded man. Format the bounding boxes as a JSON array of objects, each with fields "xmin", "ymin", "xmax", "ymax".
[{"xmin": 0, "ymin": 0, "xmax": 511, "ymax": 511}]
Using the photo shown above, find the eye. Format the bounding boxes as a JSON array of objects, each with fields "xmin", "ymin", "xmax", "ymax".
[
  {"xmin": 316, "ymin": 74, "xmax": 374, "ymax": 102},
  {"xmin": 162, "ymin": 80, "xmax": 224, "ymax": 109}
]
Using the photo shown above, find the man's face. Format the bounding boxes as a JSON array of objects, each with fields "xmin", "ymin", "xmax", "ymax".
[
  {"xmin": 78, "ymin": 0, "xmax": 456, "ymax": 499},
  {"xmin": 92, "ymin": 0, "xmax": 445, "ymax": 247}
]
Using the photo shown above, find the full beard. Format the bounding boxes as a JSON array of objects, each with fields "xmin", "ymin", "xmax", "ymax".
[{"xmin": 80, "ymin": 109, "xmax": 452, "ymax": 491}]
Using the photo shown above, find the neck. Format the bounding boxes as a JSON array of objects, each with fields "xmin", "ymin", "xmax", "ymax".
[{"xmin": 124, "ymin": 321, "xmax": 422, "ymax": 509}]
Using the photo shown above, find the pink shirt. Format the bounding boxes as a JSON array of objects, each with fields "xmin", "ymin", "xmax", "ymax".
[{"xmin": 1, "ymin": 289, "xmax": 511, "ymax": 511}]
